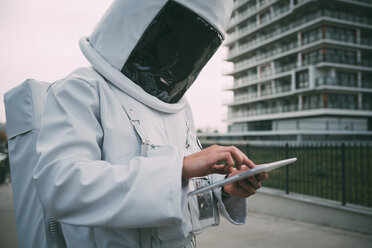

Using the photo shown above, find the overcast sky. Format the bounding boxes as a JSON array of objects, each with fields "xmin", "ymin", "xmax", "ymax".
[{"xmin": 0, "ymin": 0, "xmax": 233, "ymax": 132}]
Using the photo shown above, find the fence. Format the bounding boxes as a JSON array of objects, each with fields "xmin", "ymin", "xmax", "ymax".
[{"xmin": 202, "ymin": 143, "xmax": 372, "ymax": 208}]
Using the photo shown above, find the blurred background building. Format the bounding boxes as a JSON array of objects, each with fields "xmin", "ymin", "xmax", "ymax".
[{"xmin": 200, "ymin": 0, "xmax": 372, "ymax": 145}]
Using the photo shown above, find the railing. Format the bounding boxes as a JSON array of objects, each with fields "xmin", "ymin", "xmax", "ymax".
[
  {"xmin": 275, "ymin": 84, "xmax": 291, "ymax": 93},
  {"xmin": 231, "ymin": 40, "xmax": 297, "ymax": 72},
  {"xmin": 275, "ymin": 62, "xmax": 297, "ymax": 74},
  {"xmin": 234, "ymin": 74, "xmax": 258, "ymax": 87},
  {"xmin": 232, "ymin": 84, "xmax": 292, "ymax": 104},
  {"xmin": 303, "ymin": 54, "xmax": 372, "ymax": 68},
  {"xmin": 201, "ymin": 142, "xmax": 372, "ymax": 208},
  {"xmin": 303, "ymin": 27, "xmax": 357, "ymax": 45},
  {"xmin": 234, "ymin": 92, "xmax": 258, "ymax": 101},
  {"xmin": 315, "ymin": 76, "xmax": 372, "ymax": 89},
  {"xmin": 315, "ymin": 77, "xmax": 358, "ymax": 88},
  {"xmin": 229, "ymin": 102, "xmax": 298, "ymax": 116}
]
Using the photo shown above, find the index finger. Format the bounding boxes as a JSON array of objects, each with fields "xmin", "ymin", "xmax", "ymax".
[
  {"xmin": 216, "ymin": 146, "xmax": 244, "ymax": 170},
  {"xmin": 243, "ymin": 154, "xmax": 256, "ymax": 169},
  {"xmin": 228, "ymin": 146, "xmax": 255, "ymax": 170}
]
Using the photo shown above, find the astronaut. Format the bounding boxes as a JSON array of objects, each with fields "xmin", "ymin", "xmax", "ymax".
[{"xmin": 34, "ymin": 0, "xmax": 267, "ymax": 247}]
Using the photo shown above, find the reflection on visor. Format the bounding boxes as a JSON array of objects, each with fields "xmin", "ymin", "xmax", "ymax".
[{"xmin": 121, "ymin": 1, "xmax": 223, "ymax": 103}]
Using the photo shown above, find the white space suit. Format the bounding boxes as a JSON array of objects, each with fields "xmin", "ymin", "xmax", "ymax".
[{"xmin": 34, "ymin": 0, "xmax": 247, "ymax": 247}]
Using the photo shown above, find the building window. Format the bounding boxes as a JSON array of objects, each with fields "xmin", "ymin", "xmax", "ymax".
[
  {"xmin": 325, "ymin": 26, "xmax": 356, "ymax": 43},
  {"xmin": 362, "ymin": 94, "xmax": 372, "ymax": 111},
  {"xmin": 259, "ymin": 9, "xmax": 271, "ymax": 25},
  {"xmin": 302, "ymin": 49, "xmax": 322, "ymax": 65},
  {"xmin": 325, "ymin": 48, "xmax": 357, "ymax": 65},
  {"xmin": 302, "ymin": 27, "xmax": 322, "ymax": 45},
  {"xmin": 328, "ymin": 94, "xmax": 358, "ymax": 110},
  {"xmin": 335, "ymin": 71, "xmax": 357, "ymax": 87},
  {"xmin": 260, "ymin": 64, "xmax": 272, "ymax": 78},
  {"xmin": 368, "ymin": 118, "xmax": 372, "ymax": 131},
  {"xmin": 296, "ymin": 70, "xmax": 309, "ymax": 89},
  {"xmin": 274, "ymin": 77, "xmax": 291, "ymax": 93},
  {"xmin": 303, "ymin": 48, "xmax": 357, "ymax": 66},
  {"xmin": 303, "ymin": 94, "xmax": 322, "ymax": 110},
  {"xmin": 248, "ymin": 120, "xmax": 272, "ymax": 131},
  {"xmin": 362, "ymin": 73, "xmax": 372, "ymax": 89},
  {"xmin": 261, "ymin": 82, "xmax": 272, "ymax": 96}
]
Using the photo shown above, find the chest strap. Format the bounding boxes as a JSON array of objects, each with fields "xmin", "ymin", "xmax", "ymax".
[{"xmin": 108, "ymin": 83, "xmax": 157, "ymax": 156}]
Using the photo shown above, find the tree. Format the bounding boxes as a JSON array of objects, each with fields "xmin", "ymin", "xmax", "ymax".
[
  {"xmin": 0, "ymin": 130, "xmax": 8, "ymax": 184},
  {"xmin": 0, "ymin": 130, "xmax": 6, "ymax": 146}
]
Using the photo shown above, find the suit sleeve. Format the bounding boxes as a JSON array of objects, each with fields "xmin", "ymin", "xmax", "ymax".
[
  {"xmin": 33, "ymin": 78, "xmax": 184, "ymax": 229},
  {"xmin": 183, "ymin": 101, "xmax": 247, "ymax": 224},
  {"xmin": 211, "ymin": 174, "xmax": 247, "ymax": 224}
]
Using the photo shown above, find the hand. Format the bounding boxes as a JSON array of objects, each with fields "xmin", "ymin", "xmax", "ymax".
[
  {"xmin": 223, "ymin": 165, "xmax": 269, "ymax": 198},
  {"xmin": 182, "ymin": 145, "xmax": 254, "ymax": 180}
]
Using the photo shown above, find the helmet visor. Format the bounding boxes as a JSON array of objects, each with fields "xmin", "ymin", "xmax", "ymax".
[{"xmin": 121, "ymin": 1, "xmax": 223, "ymax": 103}]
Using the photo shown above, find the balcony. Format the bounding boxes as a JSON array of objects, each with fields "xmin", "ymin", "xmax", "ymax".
[
  {"xmin": 327, "ymin": 94, "xmax": 358, "ymax": 110},
  {"xmin": 230, "ymin": 69, "xmax": 292, "ymax": 91},
  {"xmin": 233, "ymin": 74, "xmax": 258, "ymax": 88},
  {"xmin": 234, "ymin": 92, "xmax": 258, "ymax": 102},
  {"xmin": 226, "ymin": 7, "xmax": 372, "ymax": 49},
  {"xmin": 234, "ymin": 56, "xmax": 257, "ymax": 71},
  {"xmin": 227, "ymin": 2, "xmax": 294, "ymax": 44},
  {"xmin": 315, "ymin": 77, "xmax": 372, "ymax": 91},
  {"xmin": 230, "ymin": 6, "xmax": 257, "ymax": 27},
  {"xmin": 275, "ymin": 84, "xmax": 291, "ymax": 93},
  {"xmin": 230, "ymin": 0, "xmax": 280, "ymax": 27},
  {"xmin": 260, "ymin": 69, "xmax": 273, "ymax": 79},
  {"xmin": 304, "ymin": 54, "xmax": 372, "ymax": 68},
  {"xmin": 229, "ymin": 103, "xmax": 299, "ymax": 119},
  {"xmin": 226, "ymin": 0, "xmax": 313, "ymax": 44},
  {"xmin": 230, "ymin": 32, "xmax": 372, "ymax": 76},
  {"xmin": 302, "ymin": 96, "xmax": 323, "ymax": 110},
  {"xmin": 303, "ymin": 26, "xmax": 357, "ymax": 45},
  {"xmin": 233, "ymin": 0, "xmax": 253, "ymax": 10},
  {"xmin": 229, "ymin": 84, "xmax": 292, "ymax": 105},
  {"xmin": 275, "ymin": 62, "xmax": 297, "ymax": 74},
  {"xmin": 228, "ymin": 96, "xmax": 370, "ymax": 120},
  {"xmin": 232, "ymin": 24, "xmax": 364, "ymax": 69},
  {"xmin": 315, "ymin": 77, "xmax": 356, "ymax": 87}
]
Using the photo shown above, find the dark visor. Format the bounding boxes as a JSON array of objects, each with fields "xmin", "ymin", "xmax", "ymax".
[{"xmin": 121, "ymin": 1, "xmax": 223, "ymax": 103}]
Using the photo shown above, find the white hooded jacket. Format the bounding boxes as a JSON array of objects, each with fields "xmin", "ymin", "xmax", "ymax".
[{"xmin": 34, "ymin": 0, "xmax": 247, "ymax": 247}]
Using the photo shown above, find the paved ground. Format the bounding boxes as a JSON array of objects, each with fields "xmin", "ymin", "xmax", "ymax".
[
  {"xmin": 197, "ymin": 214, "xmax": 372, "ymax": 248},
  {"xmin": 1, "ymin": 183, "xmax": 371, "ymax": 248},
  {"xmin": 0, "ymin": 184, "xmax": 17, "ymax": 248}
]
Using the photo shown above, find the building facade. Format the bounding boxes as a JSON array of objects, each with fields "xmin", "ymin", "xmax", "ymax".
[{"xmin": 203, "ymin": 0, "xmax": 372, "ymax": 144}]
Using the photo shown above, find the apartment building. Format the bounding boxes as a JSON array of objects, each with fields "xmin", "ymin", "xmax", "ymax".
[{"xmin": 201, "ymin": 0, "xmax": 372, "ymax": 144}]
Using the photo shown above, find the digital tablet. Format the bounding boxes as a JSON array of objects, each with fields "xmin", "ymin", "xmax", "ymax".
[{"xmin": 188, "ymin": 157, "xmax": 297, "ymax": 196}]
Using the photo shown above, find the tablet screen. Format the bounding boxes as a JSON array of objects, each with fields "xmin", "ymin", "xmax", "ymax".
[{"xmin": 188, "ymin": 158, "xmax": 297, "ymax": 196}]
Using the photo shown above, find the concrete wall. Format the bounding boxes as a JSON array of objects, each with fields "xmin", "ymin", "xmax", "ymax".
[{"xmin": 247, "ymin": 187, "xmax": 372, "ymax": 234}]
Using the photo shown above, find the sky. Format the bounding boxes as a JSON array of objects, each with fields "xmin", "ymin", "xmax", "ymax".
[{"xmin": 0, "ymin": 0, "xmax": 233, "ymax": 132}]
